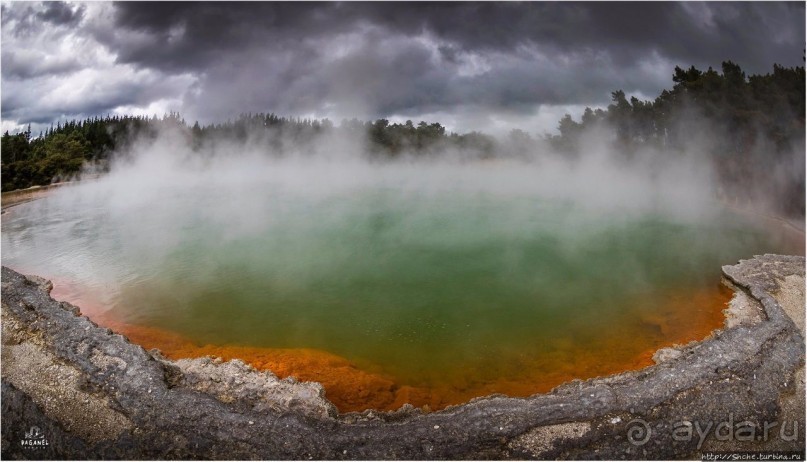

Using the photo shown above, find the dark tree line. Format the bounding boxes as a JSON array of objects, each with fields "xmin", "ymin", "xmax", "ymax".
[
  {"xmin": 1, "ymin": 113, "xmax": 185, "ymax": 191},
  {"xmin": 550, "ymin": 61, "xmax": 804, "ymax": 154},
  {"xmin": 189, "ymin": 113, "xmax": 495, "ymax": 158},
  {"xmin": 1, "ymin": 112, "xmax": 497, "ymax": 191}
]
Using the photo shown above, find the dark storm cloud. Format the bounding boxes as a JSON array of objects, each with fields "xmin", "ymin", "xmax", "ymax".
[
  {"xmin": 36, "ymin": 1, "xmax": 84, "ymax": 26},
  {"xmin": 1, "ymin": 2, "xmax": 804, "ymax": 133},
  {"xmin": 1, "ymin": 1, "xmax": 83, "ymax": 36},
  {"xmin": 1, "ymin": 1, "xmax": 85, "ymax": 80},
  {"xmin": 107, "ymin": 2, "xmax": 348, "ymax": 72},
  {"xmin": 370, "ymin": 2, "xmax": 804, "ymax": 72},
  {"xmin": 108, "ymin": 2, "xmax": 805, "ymax": 75},
  {"xmin": 2, "ymin": 48, "xmax": 82, "ymax": 79}
]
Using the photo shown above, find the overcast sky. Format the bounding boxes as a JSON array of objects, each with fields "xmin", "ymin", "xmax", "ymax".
[{"xmin": 2, "ymin": 1, "xmax": 804, "ymax": 136}]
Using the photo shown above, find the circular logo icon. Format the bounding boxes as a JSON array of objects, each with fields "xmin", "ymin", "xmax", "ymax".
[{"xmin": 627, "ymin": 419, "xmax": 651, "ymax": 446}]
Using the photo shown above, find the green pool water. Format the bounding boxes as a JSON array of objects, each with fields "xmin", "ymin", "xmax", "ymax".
[{"xmin": 1, "ymin": 161, "xmax": 797, "ymax": 395}]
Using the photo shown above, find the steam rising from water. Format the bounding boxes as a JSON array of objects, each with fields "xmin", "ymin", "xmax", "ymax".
[{"xmin": 6, "ymin": 125, "xmax": 723, "ymax": 288}]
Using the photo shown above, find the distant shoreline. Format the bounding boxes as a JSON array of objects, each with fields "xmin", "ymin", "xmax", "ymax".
[
  {"xmin": 719, "ymin": 200, "xmax": 806, "ymax": 255},
  {"xmin": 1, "ymin": 177, "xmax": 102, "ymax": 213},
  {"xmin": 1, "ymin": 182, "xmax": 72, "ymax": 212}
]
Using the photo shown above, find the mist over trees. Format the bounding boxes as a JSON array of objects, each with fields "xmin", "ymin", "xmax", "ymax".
[
  {"xmin": 1, "ymin": 61, "xmax": 804, "ymax": 216},
  {"xmin": 548, "ymin": 61, "xmax": 805, "ymax": 216},
  {"xmin": 0, "ymin": 112, "xmax": 497, "ymax": 192},
  {"xmin": 1, "ymin": 115, "xmax": 164, "ymax": 191}
]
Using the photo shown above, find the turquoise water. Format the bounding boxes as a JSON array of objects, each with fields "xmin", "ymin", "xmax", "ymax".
[{"xmin": 1, "ymin": 164, "xmax": 797, "ymax": 390}]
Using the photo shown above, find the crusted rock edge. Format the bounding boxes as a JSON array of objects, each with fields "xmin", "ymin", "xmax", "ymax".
[{"xmin": 1, "ymin": 255, "xmax": 804, "ymax": 459}]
